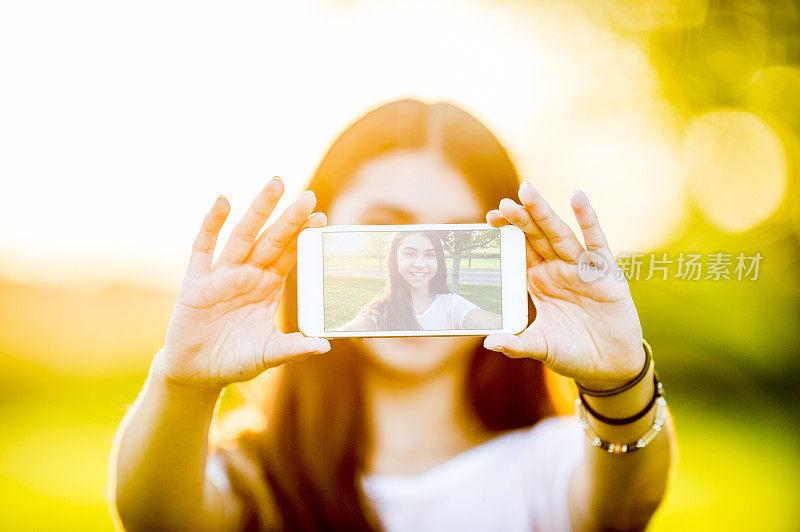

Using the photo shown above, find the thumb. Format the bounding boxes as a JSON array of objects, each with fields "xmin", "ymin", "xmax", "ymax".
[
  {"xmin": 484, "ymin": 328, "xmax": 547, "ymax": 360},
  {"xmin": 266, "ymin": 332, "xmax": 331, "ymax": 365}
]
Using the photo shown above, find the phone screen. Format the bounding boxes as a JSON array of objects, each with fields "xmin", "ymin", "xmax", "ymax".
[{"xmin": 322, "ymin": 228, "xmax": 502, "ymax": 332}]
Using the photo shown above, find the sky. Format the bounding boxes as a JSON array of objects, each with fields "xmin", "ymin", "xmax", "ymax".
[{"xmin": 1, "ymin": 0, "xmax": 784, "ymax": 290}]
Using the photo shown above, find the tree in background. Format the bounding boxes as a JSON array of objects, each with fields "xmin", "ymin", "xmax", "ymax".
[
  {"xmin": 441, "ymin": 230, "xmax": 500, "ymax": 291},
  {"xmin": 365, "ymin": 232, "xmax": 392, "ymax": 266}
]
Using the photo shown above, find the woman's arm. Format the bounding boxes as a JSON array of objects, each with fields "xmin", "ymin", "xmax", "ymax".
[
  {"xmin": 462, "ymin": 308, "xmax": 502, "ymax": 329},
  {"xmin": 112, "ymin": 362, "xmax": 237, "ymax": 531},
  {"xmin": 110, "ymin": 180, "xmax": 330, "ymax": 531},
  {"xmin": 484, "ymin": 184, "xmax": 677, "ymax": 530},
  {"xmin": 569, "ymin": 363, "xmax": 677, "ymax": 531},
  {"xmin": 336, "ymin": 313, "xmax": 378, "ymax": 331}
]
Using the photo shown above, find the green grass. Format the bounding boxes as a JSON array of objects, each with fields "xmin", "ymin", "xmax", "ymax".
[
  {"xmin": 648, "ymin": 398, "xmax": 800, "ymax": 531},
  {"xmin": 324, "ymin": 276, "xmax": 385, "ymax": 329},
  {"xmin": 2, "ymin": 279, "xmax": 798, "ymax": 531},
  {"xmin": 323, "ymin": 276, "xmax": 501, "ymax": 329},
  {"xmin": 2, "ymin": 372, "xmax": 798, "ymax": 531},
  {"xmin": 0, "ymin": 369, "xmax": 147, "ymax": 531},
  {"xmin": 457, "ymin": 283, "xmax": 501, "ymax": 315}
]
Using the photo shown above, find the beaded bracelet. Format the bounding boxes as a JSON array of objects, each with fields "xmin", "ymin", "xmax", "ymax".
[{"xmin": 574, "ymin": 376, "xmax": 666, "ymax": 454}]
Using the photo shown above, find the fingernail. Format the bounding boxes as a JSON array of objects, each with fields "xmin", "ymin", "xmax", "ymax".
[
  {"xmin": 216, "ymin": 194, "xmax": 226, "ymax": 201},
  {"xmin": 308, "ymin": 212, "xmax": 326, "ymax": 223},
  {"xmin": 272, "ymin": 176, "xmax": 282, "ymax": 182},
  {"xmin": 519, "ymin": 181, "xmax": 533, "ymax": 191}
]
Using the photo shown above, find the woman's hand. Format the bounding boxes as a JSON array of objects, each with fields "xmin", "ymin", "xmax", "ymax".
[
  {"xmin": 153, "ymin": 178, "xmax": 331, "ymax": 391},
  {"xmin": 483, "ymin": 183, "xmax": 644, "ymax": 391}
]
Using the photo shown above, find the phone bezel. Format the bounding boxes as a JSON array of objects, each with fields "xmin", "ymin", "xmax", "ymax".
[{"xmin": 297, "ymin": 223, "xmax": 528, "ymax": 338}]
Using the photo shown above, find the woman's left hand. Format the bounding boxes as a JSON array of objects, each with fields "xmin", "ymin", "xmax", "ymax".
[{"xmin": 484, "ymin": 183, "xmax": 644, "ymax": 391}]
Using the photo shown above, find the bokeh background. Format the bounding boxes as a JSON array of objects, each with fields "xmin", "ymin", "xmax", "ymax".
[{"xmin": 1, "ymin": 0, "xmax": 799, "ymax": 529}]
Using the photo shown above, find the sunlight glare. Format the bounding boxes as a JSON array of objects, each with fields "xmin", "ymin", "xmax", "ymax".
[
  {"xmin": 683, "ymin": 110, "xmax": 787, "ymax": 233},
  {"xmin": 1, "ymin": 0, "xmax": 688, "ymax": 288}
]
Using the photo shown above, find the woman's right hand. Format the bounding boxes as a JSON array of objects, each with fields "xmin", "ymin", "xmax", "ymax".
[{"xmin": 153, "ymin": 177, "xmax": 331, "ymax": 391}]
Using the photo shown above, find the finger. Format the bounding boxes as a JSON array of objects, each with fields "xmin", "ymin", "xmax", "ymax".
[
  {"xmin": 219, "ymin": 177, "xmax": 284, "ymax": 265},
  {"xmin": 487, "ymin": 209, "xmax": 543, "ymax": 267},
  {"xmin": 269, "ymin": 212, "xmax": 327, "ymax": 277},
  {"xmin": 247, "ymin": 190, "xmax": 317, "ymax": 268},
  {"xmin": 571, "ymin": 190, "xmax": 613, "ymax": 261},
  {"xmin": 518, "ymin": 182, "xmax": 585, "ymax": 263},
  {"xmin": 263, "ymin": 332, "xmax": 331, "ymax": 367},
  {"xmin": 483, "ymin": 327, "xmax": 547, "ymax": 361},
  {"xmin": 486, "ymin": 209, "xmax": 510, "ymax": 227},
  {"xmin": 498, "ymin": 197, "xmax": 559, "ymax": 261},
  {"xmin": 524, "ymin": 239, "xmax": 544, "ymax": 267},
  {"xmin": 187, "ymin": 195, "xmax": 230, "ymax": 276}
]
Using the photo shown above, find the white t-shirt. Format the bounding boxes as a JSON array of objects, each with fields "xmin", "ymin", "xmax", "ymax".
[
  {"xmin": 360, "ymin": 416, "xmax": 585, "ymax": 532},
  {"xmin": 206, "ymin": 416, "xmax": 585, "ymax": 532},
  {"xmin": 359, "ymin": 293, "xmax": 480, "ymax": 330}
]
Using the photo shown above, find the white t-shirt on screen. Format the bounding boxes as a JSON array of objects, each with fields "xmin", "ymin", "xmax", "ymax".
[
  {"xmin": 206, "ymin": 416, "xmax": 585, "ymax": 532},
  {"xmin": 359, "ymin": 292, "xmax": 480, "ymax": 330}
]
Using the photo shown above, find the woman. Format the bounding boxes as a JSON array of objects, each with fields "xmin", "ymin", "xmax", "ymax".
[
  {"xmin": 338, "ymin": 230, "xmax": 502, "ymax": 332},
  {"xmin": 111, "ymin": 99, "xmax": 676, "ymax": 531}
]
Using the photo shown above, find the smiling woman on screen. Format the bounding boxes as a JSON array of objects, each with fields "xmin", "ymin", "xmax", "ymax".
[
  {"xmin": 110, "ymin": 99, "xmax": 677, "ymax": 531},
  {"xmin": 337, "ymin": 230, "xmax": 502, "ymax": 332}
]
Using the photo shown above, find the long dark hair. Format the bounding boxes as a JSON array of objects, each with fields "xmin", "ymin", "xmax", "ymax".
[
  {"xmin": 220, "ymin": 99, "xmax": 560, "ymax": 531},
  {"xmin": 363, "ymin": 231, "xmax": 449, "ymax": 330}
]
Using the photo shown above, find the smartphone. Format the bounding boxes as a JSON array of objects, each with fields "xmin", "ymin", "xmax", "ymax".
[{"xmin": 296, "ymin": 223, "xmax": 528, "ymax": 338}]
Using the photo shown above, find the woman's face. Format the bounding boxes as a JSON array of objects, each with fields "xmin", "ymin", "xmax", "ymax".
[
  {"xmin": 327, "ymin": 150, "xmax": 485, "ymax": 379},
  {"xmin": 396, "ymin": 232, "xmax": 437, "ymax": 292}
]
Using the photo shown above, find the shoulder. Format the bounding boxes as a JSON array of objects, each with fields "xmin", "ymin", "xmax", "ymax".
[
  {"xmin": 358, "ymin": 298, "xmax": 383, "ymax": 322},
  {"xmin": 441, "ymin": 293, "xmax": 479, "ymax": 317},
  {"xmin": 360, "ymin": 295, "xmax": 382, "ymax": 312},
  {"xmin": 440, "ymin": 292, "xmax": 476, "ymax": 307}
]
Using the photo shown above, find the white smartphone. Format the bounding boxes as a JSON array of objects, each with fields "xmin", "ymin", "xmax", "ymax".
[{"xmin": 296, "ymin": 223, "xmax": 528, "ymax": 338}]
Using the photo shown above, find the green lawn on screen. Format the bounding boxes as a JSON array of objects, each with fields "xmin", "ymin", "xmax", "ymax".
[{"xmin": 323, "ymin": 276, "xmax": 502, "ymax": 330}]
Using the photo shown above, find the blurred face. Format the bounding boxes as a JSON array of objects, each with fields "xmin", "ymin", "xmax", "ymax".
[
  {"xmin": 327, "ymin": 150, "xmax": 484, "ymax": 378},
  {"xmin": 396, "ymin": 232, "xmax": 437, "ymax": 292}
]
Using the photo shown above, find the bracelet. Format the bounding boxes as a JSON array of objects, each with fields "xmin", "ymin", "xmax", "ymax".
[
  {"xmin": 574, "ymin": 375, "xmax": 666, "ymax": 454},
  {"xmin": 579, "ymin": 372, "xmax": 659, "ymax": 425},
  {"xmin": 575, "ymin": 339, "xmax": 653, "ymax": 397}
]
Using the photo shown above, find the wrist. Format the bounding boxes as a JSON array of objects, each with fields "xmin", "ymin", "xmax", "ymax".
[
  {"xmin": 581, "ymin": 362, "xmax": 655, "ymax": 418},
  {"xmin": 575, "ymin": 339, "xmax": 650, "ymax": 394},
  {"xmin": 150, "ymin": 349, "xmax": 226, "ymax": 399},
  {"xmin": 581, "ymin": 363, "xmax": 657, "ymax": 442},
  {"xmin": 575, "ymin": 375, "xmax": 668, "ymax": 454}
]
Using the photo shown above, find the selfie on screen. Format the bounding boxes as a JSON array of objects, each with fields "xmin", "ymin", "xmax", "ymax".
[
  {"xmin": 323, "ymin": 230, "xmax": 502, "ymax": 331},
  {"xmin": 323, "ymin": 229, "xmax": 502, "ymax": 332}
]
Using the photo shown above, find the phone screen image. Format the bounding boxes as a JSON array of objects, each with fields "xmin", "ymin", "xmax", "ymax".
[{"xmin": 323, "ymin": 229, "xmax": 502, "ymax": 332}]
